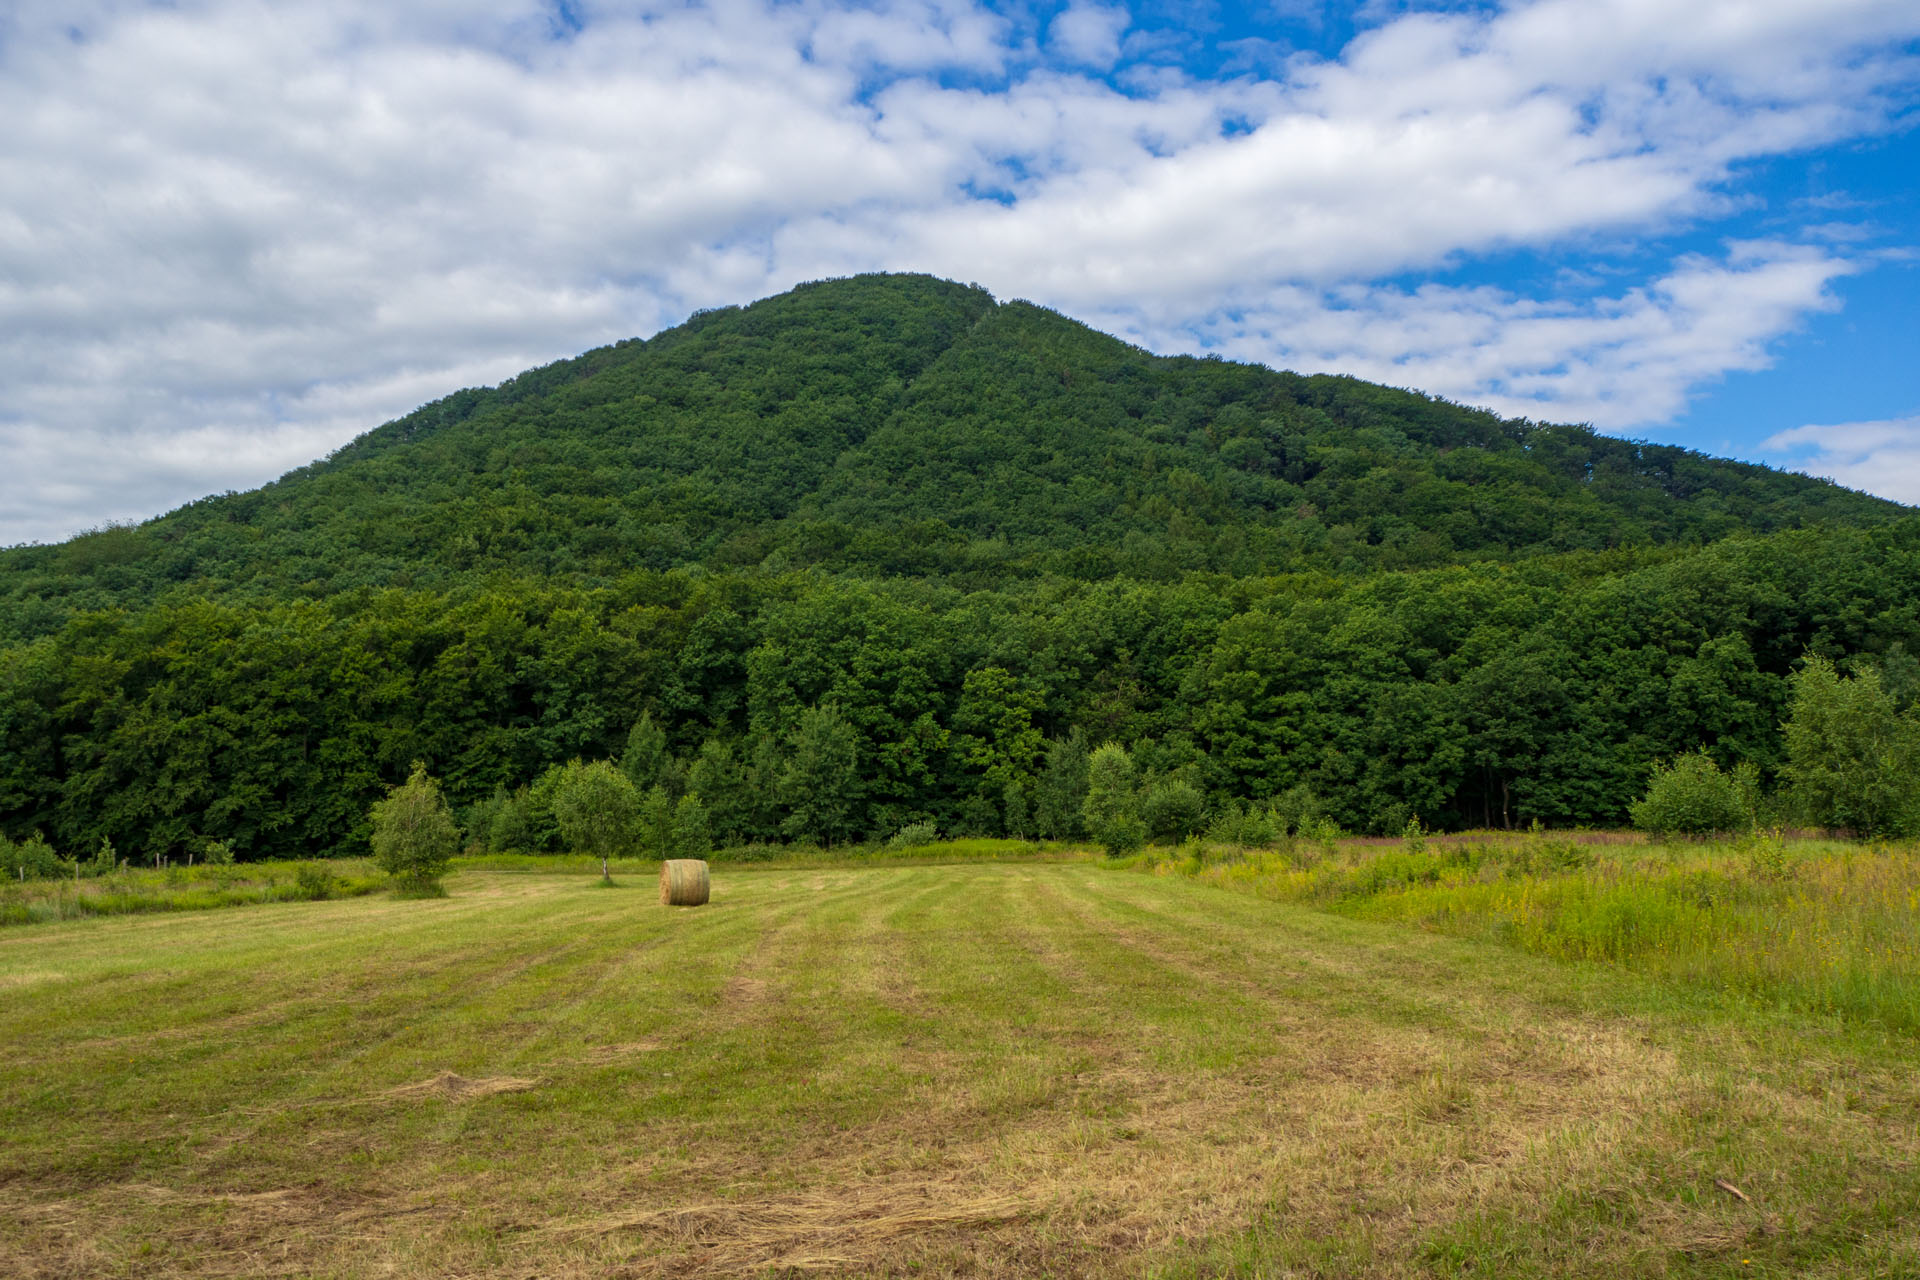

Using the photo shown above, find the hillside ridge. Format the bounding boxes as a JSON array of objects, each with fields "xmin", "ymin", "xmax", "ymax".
[{"xmin": 0, "ymin": 272, "xmax": 1899, "ymax": 641}]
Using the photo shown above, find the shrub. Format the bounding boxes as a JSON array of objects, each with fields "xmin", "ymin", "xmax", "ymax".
[
  {"xmin": 886, "ymin": 820, "xmax": 940, "ymax": 850},
  {"xmin": 638, "ymin": 784, "xmax": 675, "ymax": 859},
  {"xmin": 523, "ymin": 764, "xmax": 569, "ymax": 853},
  {"xmin": 1739, "ymin": 830, "xmax": 1792, "ymax": 881},
  {"xmin": 1630, "ymin": 752, "xmax": 1749, "ymax": 837},
  {"xmin": 1369, "ymin": 800, "xmax": 1412, "ymax": 838},
  {"xmin": 1096, "ymin": 815, "xmax": 1147, "ymax": 859},
  {"xmin": 487, "ymin": 787, "xmax": 533, "ymax": 853},
  {"xmin": 1141, "ymin": 778, "xmax": 1207, "ymax": 843},
  {"xmin": 1207, "ymin": 801, "xmax": 1276, "ymax": 847},
  {"xmin": 1302, "ymin": 815, "xmax": 1343, "ymax": 862},
  {"xmin": 369, "ymin": 762, "xmax": 460, "ymax": 892},
  {"xmin": 1503, "ymin": 838, "xmax": 1594, "ymax": 878},
  {"xmin": 1270, "ymin": 784, "xmax": 1323, "ymax": 837},
  {"xmin": 1, "ymin": 833, "xmax": 65, "ymax": 881},
  {"xmin": 292, "ymin": 863, "xmax": 334, "ymax": 900},
  {"xmin": 199, "ymin": 838, "xmax": 235, "ymax": 867}
]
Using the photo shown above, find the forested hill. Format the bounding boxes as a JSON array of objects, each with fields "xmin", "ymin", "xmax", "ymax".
[
  {"xmin": 0, "ymin": 272, "xmax": 1900, "ymax": 640},
  {"xmin": 4, "ymin": 272, "xmax": 1917, "ymax": 863}
]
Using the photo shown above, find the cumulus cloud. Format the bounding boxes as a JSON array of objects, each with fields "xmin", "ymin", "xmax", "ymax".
[
  {"xmin": 1096, "ymin": 240, "xmax": 1857, "ymax": 427},
  {"xmin": 1761, "ymin": 415, "xmax": 1920, "ymax": 504},
  {"xmin": 2, "ymin": 0, "xmax": 1918, "ymax": 543},
  {"xmin": 1049, "ymin": 3, "xmax": 1131, "ymax": 68}
]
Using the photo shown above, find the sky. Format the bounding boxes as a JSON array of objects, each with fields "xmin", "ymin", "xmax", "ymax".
[{"xmin": 3, "ymin": 0, "xmax": 1918, "ymax": 547}]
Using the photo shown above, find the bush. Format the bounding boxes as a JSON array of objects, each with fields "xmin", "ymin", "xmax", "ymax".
[
  {"xmin": 1630, "ymin": 752, "xmax": 1749, "ymax": 837},
  {"xmin": 1095, "ymin": 815, "xmax": 1147, "ymax": 859},
  {"xmin": 1502, "ymin": 838, "xmax": 1594, "ymax": 878},
  {"xmin": 369, "ymin": 762, "xmax": 460, "ymax": 892},
  {"xmin": 292, "ymin": 863, "xmax": 334, "ymax": 900},
  {"xmin": 1207, "ymin": 801, "xmax": 1276, "ymax": 847},
  {"xmin": 1, "ymin": 833, "xmax": 65, "ymax": 881},
  {"xmin": 199, "ymin": 838, "xmax": 235, "ymax": 866},
  {"xmin": 1270, "ymin": 785, "xmax": 1323, "ymax": 837},
  {"xmin": 1141, "ymin": 778, "xmax": 1206, "ymax": 843},
  {"xmin": 886, "ymin": 820, "xmax": 940, "ymax": 850},
  {"xmin": 1301, "ymin": 815, "xmax": 1343, "ymax": 862},
  {"xmin": 523, "ymin": 764, "xmax": 568, "ymax": 853}
]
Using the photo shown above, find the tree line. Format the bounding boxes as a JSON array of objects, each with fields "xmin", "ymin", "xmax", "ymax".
[{"xmin": 5, "ymin": 516, "xmax": 1918, "ymax": 866}]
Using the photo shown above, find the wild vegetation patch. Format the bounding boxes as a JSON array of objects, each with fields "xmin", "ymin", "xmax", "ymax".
[
  {"xmin": 0, "ymin": 858, "xmax": 384, "ymax": 926},
  {"xmin": 1140, "ymin": 831, "xmax": 1920, "ymax": 1030}
]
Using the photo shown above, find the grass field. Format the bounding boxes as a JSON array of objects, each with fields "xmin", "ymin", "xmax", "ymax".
[{"xmin": 6, "ymin": 862, "xmax": 1920, "ymax": 1278}]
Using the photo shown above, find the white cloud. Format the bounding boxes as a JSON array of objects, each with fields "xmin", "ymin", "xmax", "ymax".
[
  {"xmin": 1, "ymin": 0, "xmax": 1917, "ymax": 544},
  {"xmin": 1091, "ymin": 240, "xmax": 1857, "ymax": 428},
  {"xmin": 1761, "ymin": 415, "xmax": 1920, "ymax": 504},
  {"xmin": 1049, "ymin": 3, "xmax": 1131, "ymax": 69}
]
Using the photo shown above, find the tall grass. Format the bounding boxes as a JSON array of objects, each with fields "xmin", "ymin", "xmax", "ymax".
[
  {"xmin": 0, "ymin": 859, "xmax": 385, "ymax": 926},
  {"xmin": 1133, "ymin": 832, "xmax": 1920, "ymax": 1031}
]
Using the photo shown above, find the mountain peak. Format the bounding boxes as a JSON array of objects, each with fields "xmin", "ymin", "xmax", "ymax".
[{"xmin": 0, "ymin": 273, "xmax": 1900, "ymax": 639}]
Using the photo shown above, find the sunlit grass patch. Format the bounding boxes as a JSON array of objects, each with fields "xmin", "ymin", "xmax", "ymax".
[{"xmin": 1144, "ymin": 832, "xmax": 1920, "ymax": 1030}]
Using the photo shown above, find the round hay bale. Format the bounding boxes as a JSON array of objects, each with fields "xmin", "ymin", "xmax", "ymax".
[{"xmin": 660, "ymin": 859, "xmax": 710, "ymax": 906}]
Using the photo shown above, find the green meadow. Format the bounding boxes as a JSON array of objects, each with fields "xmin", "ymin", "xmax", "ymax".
[{"xmin": 6, "ymin": 846, "xmax": 1920, "ymax": 1278}]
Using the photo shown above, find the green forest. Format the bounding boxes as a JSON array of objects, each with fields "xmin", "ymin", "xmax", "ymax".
[{"xmin": 3, "ymin": 273, "xmax": 1917, "ymax": 862}]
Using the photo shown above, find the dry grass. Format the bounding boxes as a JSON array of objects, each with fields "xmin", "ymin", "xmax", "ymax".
[
  {"xmin": 3, "ymin": 865, "xmax": 1918, "ymax": 1277},
  {"xmin": 381, "ymin": 1070, "xmax": 541, "ymax": 1102}
]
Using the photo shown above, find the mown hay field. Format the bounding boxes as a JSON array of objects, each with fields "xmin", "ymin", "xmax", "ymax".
[{"xmin": 5, "ymin": 863, "xmax": 1919, "ymax": 1278}]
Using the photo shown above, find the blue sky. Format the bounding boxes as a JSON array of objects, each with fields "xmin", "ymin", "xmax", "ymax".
[{"xmin": 2, "ymin": 0, "xmax": 1918, "ymax": 545}]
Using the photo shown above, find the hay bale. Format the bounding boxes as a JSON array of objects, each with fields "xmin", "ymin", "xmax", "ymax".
[{"xmin": 660, "ymin": 858, "xmax": 710, "ymax": 906}]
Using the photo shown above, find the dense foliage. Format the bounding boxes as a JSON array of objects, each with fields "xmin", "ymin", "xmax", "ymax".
[
  {"xmin": 0, "ymin": 274, "xmax": 1895, "ymax": 640},
  {"xmin": 1, "ymin": 273, "xmax": 1915, "ymax": 861},
  {"xmin": 1782, "ymin": 658, "xmax": 1920, "ymax": 837}
]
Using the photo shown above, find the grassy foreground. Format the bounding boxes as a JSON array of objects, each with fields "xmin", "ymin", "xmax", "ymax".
[{"xmin": 4, "ymin": 865, "xmax": 1920, "ymax": 1278}]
